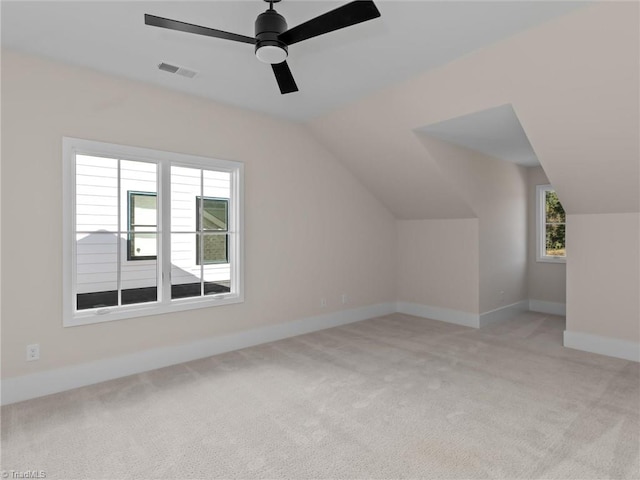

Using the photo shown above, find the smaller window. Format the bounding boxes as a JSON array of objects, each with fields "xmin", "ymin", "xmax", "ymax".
[
  {"xmin": 196, "ymin": 197, "xmax": 229, "ymax": 265},
  {"xmin": 127, "ymin": 191, "xmax": 157, "ymax": 261},
  {"xmin": 536, "ymin": 185, "xmax": 566, "ymax": 262}
]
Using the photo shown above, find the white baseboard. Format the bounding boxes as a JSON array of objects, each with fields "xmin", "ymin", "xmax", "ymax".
[
  {"xmin": 397, "ymin": 300, "xmax": 530, "ymax": 329},
  {"xmin": 564, "ymin": 330, "xmax": 640, "ymax": 362},
  {"xmin": 529, "ymin": 299, "xmax": 566, "ymax": 316},
  {"xmin": 1, "ymin": 302, "xmax": 395, "ymax": 406},
  {"xmin": 479, "ymin": 300, "xmax": 529, "ymax": 327},
  {"xmin": 396, "ymin": 301, "xmax": 479, "ymax": 328},
  {"xmin": 10, "ymin": 299, "xmax": 635, "ymax": 404}
]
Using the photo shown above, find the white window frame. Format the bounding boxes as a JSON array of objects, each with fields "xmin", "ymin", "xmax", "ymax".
[
  {"xmin": 63, "ymin": 137, "xmax": 244, "ymax": 327},
  {"xmin": 536, "ymin": 184, "xmax": 566, "ymax": 264}
]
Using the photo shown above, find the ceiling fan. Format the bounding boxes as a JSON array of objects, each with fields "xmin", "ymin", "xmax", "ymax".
[{"xmin": 144, "ymin": 0, "xmax": 381, "ymax": 95}]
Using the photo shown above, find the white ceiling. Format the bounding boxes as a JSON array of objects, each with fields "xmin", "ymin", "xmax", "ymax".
[
  {"xmin": 1, "ymin": 1, "xmax": 586, "ymax": 121},
  {"xmin": 418, "ymin": 104, "xmax": 540, "ymax": 167}
]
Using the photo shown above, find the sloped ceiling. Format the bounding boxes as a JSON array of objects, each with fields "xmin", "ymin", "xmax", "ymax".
[
  {"xmin": 418, "ymin": 104, "xmax": 539, "ymax": 168},
  {"xmin": 0, "ymin": 1, "xmax": 585, "ymax": 121},
  {"xmin": 2, "ymin": 2, "xmax": 636, "ymax": 220},
  {"xmin": 309, "ymin": 2, "xmax": 639, "ymax": 218}
]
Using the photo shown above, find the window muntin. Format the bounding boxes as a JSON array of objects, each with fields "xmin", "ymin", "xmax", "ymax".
[
  {"xmin": 64, "ymin": 138, "xmax": 243, "ymax": 326},
  {"xmin": 536, "ymin": 184, "xmax": 566, "ymax": 262}
]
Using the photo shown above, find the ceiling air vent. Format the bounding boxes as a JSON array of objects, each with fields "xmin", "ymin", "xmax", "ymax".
[{"xmin": 158, "ymin": 62, "xmax": 198, "ymax": 79}]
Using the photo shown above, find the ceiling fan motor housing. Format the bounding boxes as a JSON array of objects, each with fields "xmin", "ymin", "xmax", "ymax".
[{"xmin": 255, "ymin": 9, "xmax": 288, "ymax": 63}]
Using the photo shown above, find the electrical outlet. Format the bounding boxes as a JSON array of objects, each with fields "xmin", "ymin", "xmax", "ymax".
[
  {"xmin": 26, "ymin": 344, "xmax": 40, "ymax": 361},
  {"xmin": 341, "ymin": 294, "xmax": 348, "ymax": 304},
  {"xmin": 320, "ymin": 298, "xmax": 327, "ymax": 308}
]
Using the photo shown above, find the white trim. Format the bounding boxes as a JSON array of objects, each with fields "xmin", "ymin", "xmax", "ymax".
[
  {"xmin": 160, "ymin": 157, "xmax": 171, "ymax": 303},
  {"xmin": 13, "ymin": 301, "xmax": 637, "ymax": 404},
  {"xmin": 529, "ymin": 299, "xmax": 566, "ymax": 316},
  {"xmin": 66, "ymin": 295, "xmax": 245, "ymax": 327},
  {"xmin": 398, "ymin": 300, "xmax": 546, "ymax": 329},
  {"xmin": 564, "ymin": 330, "xmax": 640, "ymax": 362},
  {"xmin": 479, "ymin": 300, "xmax": 529, "ymax": 327},
  {"xmin": 1, "ymin": 303, "xmax": 395, "ymax": 405},
  {"xmin": 62, "ymin": 138, "xmax": 74, "ymax": 325},
  {"xmin": 396, "ymin": 301, "xmax": 479, "ymax": 328},
  {"xmin": 537, "ymin": 256, "xmax": 566, "ymax": 264}
]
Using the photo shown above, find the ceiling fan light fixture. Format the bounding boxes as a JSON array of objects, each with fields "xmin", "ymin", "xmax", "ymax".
[
  {"xmin": 255, "ymin": 44, "xmax": 287, "ymax": 64},
  {"xmin": 254, "ymin": 7, "xmax": 288, "ymax": 64}
]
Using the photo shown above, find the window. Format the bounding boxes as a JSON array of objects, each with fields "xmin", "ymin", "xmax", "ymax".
[
  {"xmin": 536, "ymin": 184, "xmax": 566, "ymax": 262},
  {"xmin": 127, "ymin": 191, "xmax": 157, "ymax": 261},
  {"xmin": 63, "ymin": 137, "xmax": 244, "ymax": 326},
  {"xmin": 195, "ymin": 197, "xmax": 228, "ymax": 265}
]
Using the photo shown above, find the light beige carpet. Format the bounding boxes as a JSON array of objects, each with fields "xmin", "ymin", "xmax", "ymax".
[{"xmin": 2, "ymin": 312, "xmax": 639, "ymax": 479}]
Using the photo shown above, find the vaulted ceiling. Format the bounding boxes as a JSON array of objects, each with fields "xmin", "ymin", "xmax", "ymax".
[
  {"xmin": 309, "ymin": 2, "xmax": 639, "ymax": 218},
  {"xmin": 418, "ymin": 104, "xmax": 539, "ymax": 168},
  {"xmin": 2, "ymin": 2, "xmax": 638, "ymax": 220},
  {"xmin": 1, "ymin": 1, "xmax": 585, "ymax": 121}
]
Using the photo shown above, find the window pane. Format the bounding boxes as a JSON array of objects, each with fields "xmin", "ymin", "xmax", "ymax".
[
  {"xmin": 203, "ymin": 170, "xmax": 230, "ymax": 200},
  {"xmin": 545, "ymin": 224, "xmax": 566, "ymax": 257},
  {"xmin": 129, "ymin": 232, "xmax": 157, "ymax": 259},
  {"xmin": 171, "ymin": 233, "xmax": 202, "ymax": 299},
  {"xmin": 121, "ymin": 232, "xmax": 158, "ymax": 305},
  {"xmin": 130, "ymin": 194, "xmax": 157, "ymax": 226},
  {"xmin": 171, "ymin": 166, "xmax": 200, "ymax": 232},
  {"xmin": 121, "ymin": 161, "xmax": 157, "ymax": 237},
  {"xmin": 76, "ymin": 232, "xmax": 118, "ymax": 310},
  {"xmin": 197, "ymin": 232, "xmax": 228, "ymax": 265},
  {"xmin": 76, "ymin": 155, "xmax": 118, "ymax": 232},
  {"xmin": 203, "ymin": 248, "xmax": 231, "ymax": 297},
  {"xmin": 545, "ymin": 190, "xmax": 565, "ymax": 223},
  {"xmin": 201, "ymin": 199, "xmax": 228, "ymax": 231},
  {"xmin": 121, "ymin": 160, "xmax": 156, "ymax": 185}
]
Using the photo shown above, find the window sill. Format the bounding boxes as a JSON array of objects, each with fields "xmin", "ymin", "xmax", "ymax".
[
  {"xmin": 536, "ymin": 256, "xmax": 566, "ymax": 264},
  {"xmin": 64, "ymin": 293, "xmax": 243, "ymax": 327}
]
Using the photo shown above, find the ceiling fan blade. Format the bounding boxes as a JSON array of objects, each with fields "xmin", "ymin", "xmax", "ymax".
[
  {"xmin": 279, "ymin": 0, "xmax": 380, "ymax": 46},
  {"xmin": 144, "ymin": 14, "xmax": 255, "ymax": 45},
  {"xmin": 271, "ymin": 61, "xmax": 298, "ymax": 94}
]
